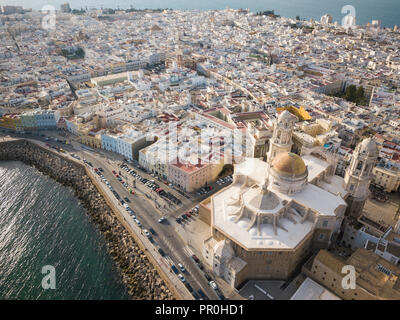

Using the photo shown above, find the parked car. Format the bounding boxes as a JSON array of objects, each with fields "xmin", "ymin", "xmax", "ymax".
[
  {"xmin": 192, "ymin": 254, "xmax": 200, "ymax": 263},
  {"xmin": 143, "ymin": 229, "xmax": 150, "ymax": 237},
  {"xmin": 158, "ymin": 248, "xmax": 166, "ymax": 257},
  {"xmin": 158, "ymin": 217, "xmax": 166, "ymax": 223},
  {"xmin": 178, "ymin": 274, "xmax": 186, "ymax": 283},
  {"xmin": 204, "ymin": 273, "xmax": 212, "ymax": 282},
  {"xmin": 185, "ymin": 282, "xmax": 193, "ymax": 292},
  {"xmin": 134, "ymin": 219, "xmax": 142, "ymax": 227},
  {"xmin": 192, "ymin": 292, "xmax": 200, "ymax": 300},
  {"xmin": 209, "ymin": 281, "xmax": 218, "ymax": 290},
  {"xmin": 178, "ymin": 263, "xmax": 186, "ymax": 273},
  {"xmin": 197, "ymin": 289, "xmax": 208, "ymax": 300},
  {"xmin": 171, "ymin": 265, "xmax": 179, "ymax": 274}
]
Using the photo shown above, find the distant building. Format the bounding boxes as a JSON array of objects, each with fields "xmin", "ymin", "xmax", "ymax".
[
  {"xmin": 1, "ymin": 6, "xmax": 24, "ymax": 14},
  {"xmin": 320, "ymin": 14, "xmax": 333, "ymax": 25},
  {"xmin": 60, "ymin": 3, "xmax": 71, "ymax": 13}
]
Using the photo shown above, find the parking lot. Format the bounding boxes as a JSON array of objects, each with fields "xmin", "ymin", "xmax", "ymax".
[{"xmin": 239, "ymin": 280, "xmax": 298, "ymax": 300}]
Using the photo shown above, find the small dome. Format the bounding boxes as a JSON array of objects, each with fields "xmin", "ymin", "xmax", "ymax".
[{"xmin": 271, "ymin": 152, "xmax": 307, "ymax": 177}]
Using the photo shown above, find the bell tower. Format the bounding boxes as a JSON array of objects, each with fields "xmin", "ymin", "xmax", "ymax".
[
  {"xmin": 344, "ymin": 138, "xmax": 379, "ymax": 218},
  {"xmin": 267, "ymin": 110, "xmax": 297, "ymax": 164}
]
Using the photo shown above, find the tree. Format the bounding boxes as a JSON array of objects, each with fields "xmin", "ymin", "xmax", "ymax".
[
  {"xmin": 344, "ymin": 85, "xmax": 357, "ymax": 102},
  {"xmin": 356, "ymin": 86, "xmax": 365, "ymax": 100}
]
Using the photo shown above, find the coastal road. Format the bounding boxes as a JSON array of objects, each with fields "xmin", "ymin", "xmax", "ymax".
[{"xmin": 79, "ymin": 150, "xmax": 219, "ymax": 300}]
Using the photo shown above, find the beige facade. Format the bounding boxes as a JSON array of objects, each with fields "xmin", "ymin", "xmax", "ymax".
[
  {"xmin": 373, "ymin": 166, "xmax": 400, "ymax": 193},
  {"xmin": 303, "ymin": 248, "xmax": 400, "ymax": 300}
]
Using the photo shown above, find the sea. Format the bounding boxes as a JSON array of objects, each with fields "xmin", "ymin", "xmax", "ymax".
[
  {"xmin": 0, "ymin": 161, "xmax": 130, "ymax": 300},
  {"xmin": 3, "ymin": 0, "xmax": 400, "ymax": 28}
]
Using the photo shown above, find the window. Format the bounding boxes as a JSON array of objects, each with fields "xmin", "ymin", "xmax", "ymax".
[
  {"xmin": 319, "ymin": 233, "xmax": 325, "ymax": 240},
  {"xmin": 322, "ymin": 220, "xmax": 328, "ymax": 228},
  {"xmin": 356, "ymin": 161, "xmax": 363, "ymax": 170}
]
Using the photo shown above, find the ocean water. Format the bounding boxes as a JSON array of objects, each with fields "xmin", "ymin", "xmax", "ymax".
[
  {"xmin": 4, "ymin": 0, "xmax": 400, "ymax": 28},
  {"xmin": 0, "ymin": 161, "xmax": 130, "ymax": 300}
]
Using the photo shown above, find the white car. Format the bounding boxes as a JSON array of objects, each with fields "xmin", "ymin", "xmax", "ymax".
[
  {"xmin": 178, "ymin": 263, "xmax": 186, "ymax": 273},
  {"xmin": 134, "ymin": 219, "xmax": 142, "ymax": 227},
  {"xmin": 143, "ymin": 229, "xmax": 150, "ymax": 237},
  {"xmin": 178, "ymin": 274, "xmax": 186, "ymax": 283},
  {"xmin": 209, "ymin": 281, "xmax": 218, "ymax": 290},
  {"xmin": 158, "ymin": 217, "xmax": 166, "ymax": 223}
]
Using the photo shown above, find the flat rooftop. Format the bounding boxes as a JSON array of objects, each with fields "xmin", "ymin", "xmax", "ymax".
[{"xmin": 290, "ymin": 277, "xmax": 341, "ymax": 300}]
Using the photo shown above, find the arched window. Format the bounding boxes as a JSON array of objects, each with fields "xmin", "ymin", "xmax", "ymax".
[{"xmin": 356, "ymin": 161, "xmax": 363, "ymax": 170}]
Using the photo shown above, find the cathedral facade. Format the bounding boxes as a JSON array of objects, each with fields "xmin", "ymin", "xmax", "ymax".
[{"xmin": 200, "ymin": 111, "xmax": 378, "ymax": 288}]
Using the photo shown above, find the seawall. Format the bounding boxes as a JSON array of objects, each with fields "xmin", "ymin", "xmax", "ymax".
[{"xmin": 0, "ymin": 139, "xmax": 175, "ymax": 300}]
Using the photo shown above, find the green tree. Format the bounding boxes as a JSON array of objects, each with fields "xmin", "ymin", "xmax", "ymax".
[
  {"xmin": 356, "ymin": 86, "xmax": 364, "ymax": 100},
  {"xmin": 344, "ymin": 85, "xmax": 357, "ymax": 102}
]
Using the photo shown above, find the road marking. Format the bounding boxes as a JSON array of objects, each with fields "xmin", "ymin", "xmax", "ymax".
[{"xmin": 183, "ymin": 247, "xmax": 194, "ymax": 257}]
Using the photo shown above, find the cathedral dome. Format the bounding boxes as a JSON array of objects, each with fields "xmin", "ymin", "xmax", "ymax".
[{"xmin": 271, "ymin": 152, "xmax": 307, "ymax": 178}]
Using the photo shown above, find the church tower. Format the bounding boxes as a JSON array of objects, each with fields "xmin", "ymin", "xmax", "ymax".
[
  {"xmin": 267, "ymin": 110, "xmax": 297, "ymax": 164},
  {"xmin": 344, "ymin": 138, "xmax": 379, "ymax": 218}
]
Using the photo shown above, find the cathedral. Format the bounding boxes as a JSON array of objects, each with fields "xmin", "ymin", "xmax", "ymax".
[{"xmin": 200, "ymin": 110, "xmax": 379, "ymax": 288}]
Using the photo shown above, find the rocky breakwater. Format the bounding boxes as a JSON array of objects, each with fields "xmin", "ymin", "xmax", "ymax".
[{"xmin": 0, "ymin": 140, "xmax": 174, "ymax": 300}]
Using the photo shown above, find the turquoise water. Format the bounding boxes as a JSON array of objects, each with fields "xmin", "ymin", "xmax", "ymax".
[
  {"xmin": 5, "ymin": 0, "xmax": 400, "ymax": 28},
  {"xmin": 0, "ymin": 161, "xmax": 130, "ymax": 300}
]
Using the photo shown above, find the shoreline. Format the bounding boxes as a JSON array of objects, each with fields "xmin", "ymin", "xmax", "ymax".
[{"xmin": 0, "ymin": 139, "xmax": 175, "ymax": 300}]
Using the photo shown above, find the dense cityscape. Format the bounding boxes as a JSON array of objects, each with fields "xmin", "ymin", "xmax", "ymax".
[{"xmin": 0, "ymin": 3, "xmax": 399, "ymax": 302}]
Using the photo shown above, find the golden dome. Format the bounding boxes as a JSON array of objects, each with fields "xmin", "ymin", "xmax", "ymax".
[{"xmin": 271, "ymin": 152, "xmax": 307, "ymax": 177}]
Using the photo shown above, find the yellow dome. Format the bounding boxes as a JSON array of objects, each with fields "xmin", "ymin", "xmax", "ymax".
[{"xmin": 271, "ymin": 152, "xmax": 307, "ymax": 177}]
